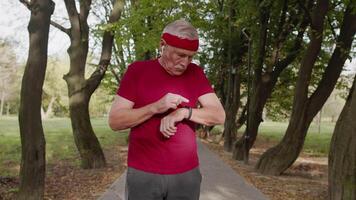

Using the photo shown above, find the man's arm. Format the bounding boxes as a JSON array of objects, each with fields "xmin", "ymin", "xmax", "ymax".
[
  {"xmin": 159, "ymin": 93, "xmax": 225, "ymax": 138},
  {"xmin": 108, "ymin": 93, "xmax": 189, "ymax": 131},
  {"xmin": 189, "ymin": 93, "xmax": 225, "ymax": 126},
  {"xmin": 108, "ymin": 95, "xmax": 155, "ymax": 130}
]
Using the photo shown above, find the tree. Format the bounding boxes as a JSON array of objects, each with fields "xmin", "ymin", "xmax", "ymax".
[
  {"xmin": 232, "ymin": 0, "xmax": 310, "ymax": 160},
  {"xmin": 0, "ymin": 40, "xmax": 18, "ymax": 116},
  {"xmin": 328, "ymin": 74, "xmax": 356, "ymax": 200},
  {"xmin": 41, "ymin": 59, "xmax": 69, "ymax": 119},
  {"xmin": 18, "ymin": 0, "xmax": 54, "ymax": 199},
  {"xmin": 256, "ymin": 0, "xmax": 356, "ymax": 175},
  {"xmin": 51, "ymin": 0, "xmax": 124, "ymax": 168},
  {"xmin": 222, "ymin": 0, "xmax": 247, "ymax": 152}
]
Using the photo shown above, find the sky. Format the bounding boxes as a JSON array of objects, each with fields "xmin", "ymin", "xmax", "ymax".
[
  {"xmin": 0, "ymin": 0, "xmax": 71, "ymax": 62},
  {"xmin": 0, "ymin": 0, "xmax": 355, "ymax": 73}
]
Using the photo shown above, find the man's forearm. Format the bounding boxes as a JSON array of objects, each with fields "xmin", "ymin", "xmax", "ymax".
[
  {"xmin": 188, "ymin": 106, "xmax": 225, "ymax": 126},
  {"xmin": 109, "ymin": 103, "xmax": 157, "ymax": 130}
]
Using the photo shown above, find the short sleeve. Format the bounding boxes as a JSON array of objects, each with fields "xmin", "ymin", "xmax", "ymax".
[
  {"xmin": 116, "ymin": 64, "xmax": 137, "ymax": 102},
  {"xmin": 194, "ymin": 67, "xmax": 214, "ymax": 98}
]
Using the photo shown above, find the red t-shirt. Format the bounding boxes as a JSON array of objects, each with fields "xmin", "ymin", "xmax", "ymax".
[{"xmin": 117, "ymin": 59, "xmax": 213, "ymax": 174}]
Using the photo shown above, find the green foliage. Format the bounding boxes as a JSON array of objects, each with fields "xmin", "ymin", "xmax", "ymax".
[
  {"xmin": 42, "ymin": 59, "xmax": 70, "ymax": 117},
  {"xmin": 266, "ymin": 65, "xmax": 298, "ymax": 121}
]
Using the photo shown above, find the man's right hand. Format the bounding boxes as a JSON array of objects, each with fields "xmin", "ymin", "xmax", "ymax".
[{"xmin": 152, "ymin": 93, "xmax": 189, "ymax": 114}]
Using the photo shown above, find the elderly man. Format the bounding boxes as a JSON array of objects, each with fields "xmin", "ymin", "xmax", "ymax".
[{"xmin": 109, "ymin": 19, "xmax": 225, "ymax": 200}]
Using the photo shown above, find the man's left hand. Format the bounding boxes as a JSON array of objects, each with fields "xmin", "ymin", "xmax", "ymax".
[{"xmin": 159, "ymin": 108, "xmax": 189, "ymax": 138}]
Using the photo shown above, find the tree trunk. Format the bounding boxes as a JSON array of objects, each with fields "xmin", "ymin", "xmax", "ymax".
[
  {"xmin": 0, "ymin": 91, "xmax": 4, "ymax": 116},
  {"xmin": 41, "ymin": 96, "xmax": 55, "ymax": 119},
  {"xmin": 67, "ymin": 89, "xmax": 106, "ymax": 168},
  {"xmin": 63, "ymin": 0, "xmax": 124, "ymax": 168},
  {"xmin": 233, "ymin": 83, "xmax": 266, "ymax": 159},
  {"xmin": 223, "ymin": 69, "xmax": 240, "ymax": 151},
  {"xmin": 6, "ymin": 102, "xmax": 10, "ymax": 116},
  {"xmin": 256, "ymin": 0, "xmax": 356, "ymax": 175},
  {"xmin": 64, "ymin": 49, "xmax": 107, "ymax": 168},
  {"xmin": 63, "ymin": 0, "xmax": 106, "ymax": 168},
  {"xmin": 328, "ymin": 75, "xmax": 356, "ymax": 200},
  {"xmin": 18, "ymin": 0, "xmax": 54, "ymax": 199}
]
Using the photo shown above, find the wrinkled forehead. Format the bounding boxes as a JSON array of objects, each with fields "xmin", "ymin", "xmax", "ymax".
[{"xmin": 169, "ymin": 45, "xmax": 197, "ymax": 57}]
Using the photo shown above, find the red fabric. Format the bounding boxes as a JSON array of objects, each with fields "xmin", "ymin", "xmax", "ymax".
[
  {"xmin": 162, "ymin": 33, "xmax": 199, "ymax": 51},
  {"xmin": 117, "ymin": 59, "xmax": 213, "ymax": 174}
]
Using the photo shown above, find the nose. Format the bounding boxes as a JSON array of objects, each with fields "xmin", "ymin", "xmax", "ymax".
[{"xmin": 181, "ymin": 56, "xmax": 191, "ymax": 67}]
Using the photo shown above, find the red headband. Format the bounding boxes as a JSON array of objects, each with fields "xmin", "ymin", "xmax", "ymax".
[{"xmin": 162, "ymin": 33, "xmax": 199, "ymax": 51}]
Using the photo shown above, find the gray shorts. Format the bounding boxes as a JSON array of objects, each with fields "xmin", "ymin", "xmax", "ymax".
[{"xmin": 125, "ymin": 167, "xmax": 202, "ymax": 200}]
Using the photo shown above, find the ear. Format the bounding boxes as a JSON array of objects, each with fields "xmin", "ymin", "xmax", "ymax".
[{"xmin": 159, "ymin": 39, "xmax": 166, "ymax": 49}]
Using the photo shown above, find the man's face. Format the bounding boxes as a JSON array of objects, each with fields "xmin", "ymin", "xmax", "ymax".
[{"xmin": 161, "ymin": 45, "xmax": 196, "ymax": 76}]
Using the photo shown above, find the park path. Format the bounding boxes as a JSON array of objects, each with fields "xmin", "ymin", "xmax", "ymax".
[{"xmin": 98, "ymin": 140, "xmax": 269, "ymax": 200}]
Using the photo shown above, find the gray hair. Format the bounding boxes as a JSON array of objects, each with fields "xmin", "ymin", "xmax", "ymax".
[{"xmin": 162, "ymin": 19, "xmax": 199, "ymax": 40}]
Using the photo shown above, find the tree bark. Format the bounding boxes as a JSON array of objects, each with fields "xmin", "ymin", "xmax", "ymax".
[
  {"xmin": 223, "ymin": 3, "xmax": 241, "ymax": 152},
  {"xmin": 0, "ymin": 91, "xmax": 4, "ymax": 116},
  {"xmin": 328, "ymin": 75, "xmax": 356, "ymax": 200},
  {"xmin": 223, "ymin": 68, "xmax": 241, "ymax": 151},
  {"xmin": 6, "ymin": 102, "xmax": 10, "ymax": 116},
  {"xmin": 256, "ymin": 0, "xmax": 356, "ymax": 175},
  {"xmin": 18, "ymin": 0, "xmax": 54, "ymax": 199}
]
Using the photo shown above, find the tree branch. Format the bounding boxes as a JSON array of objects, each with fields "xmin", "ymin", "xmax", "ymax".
[
  {"xmin": 268, "ymin": 0, "xmax": 289, "ymax": 72},
  {"xmin": 236, "ymin": 104, "xmax": 247, "ymax": 130},
  {"xmin": 308, "ymin": 3, "xmax": 356, "ymax": 119},
  {"xmin": 255, "ymin": 1, "xmax": 271, "ymax": 80},
  {"xmin": 297, "ymin": 0, "xmax": 312, "ymax": 25},
  {"xmin": 86, "ymin": 0, "xmax": 124, "ymax": 94},
  {"xmin": 272, "ymin": 14, "xmax": 309, "ymax": 79},
  {"xmin": 64, "ymin": 0, "xmax": 79, "ymax": 29},
  {"xmin": 80, "ymin": 0, "xmax": 92, "ymax": 22},
  {"xmin": 327, "ymin": 15, "xmax": 338, "ymax": 41},
  {"xmin": 19, "ymin": 0, "xmax": 32, "ymax": 10},
  {"xmin": 110, "ymin": 67, "xmax": 121, "ymax": 84},
  {"xmin": 50, "ymin": 21, "xmax": 70, "ymax": 35}
]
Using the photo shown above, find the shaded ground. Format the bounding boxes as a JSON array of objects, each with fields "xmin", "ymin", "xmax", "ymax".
[
  {"xmin": 0, "ymin": 134, "xmax": 328, "ymax": 200},
  {"xmin": 200, "ymin": 133, "xmax": 328, "ymax": 200},
  {"xmin": 0, "ymin": 144, "xmax": 128, "ymax": 200}
]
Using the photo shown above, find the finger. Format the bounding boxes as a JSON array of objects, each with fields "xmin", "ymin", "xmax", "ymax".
[
  {"xmin": 178, "ymin": 95, "xmax": 189, "ymax": 103},
  {"xmin": 164, "ymin": 119, "xmax": 171, "ymax": 133},
  {"xmin": 166, "ymin": 124, "xmax": 177, "ymax": 133},
  {"xmin": 164, "ymin": 130, "xmax": 175, "ymax": 137},
  {"xmin": 163, "ymin": 119, "xmax": 176, "ymax": 136},
  {"xmin": 168, "ymin": 119, "xmax": 177, "ymax": 132},
  {"xmin": 162, "ymin": 126, "xmax": 175, "ymax": 137},
  {"xmin": 162, "ymin": 131, "xmax": 170, "ymax": 138},
  {"xmin": 160, "ymin": 120, "xmax": 170, "ymax": 138},
  {"xmin": 160, "ymin": 119, "xmax": 163, "ymax": 132},
  {"xmin": 171, "ymin": 102, "xmax": 178, "ymax": 109}
]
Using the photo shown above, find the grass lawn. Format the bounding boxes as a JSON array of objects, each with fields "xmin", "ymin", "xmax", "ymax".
[
  {"xmin": 0, "ymin": 117, "xmax": 128, "ymax": 177},
  {"xmin": 212, "ymin": 121, "xmax": 335, "ymax": 157},
  {"xmin": 258, "ymin": 121, "xmax": 334, "ymax": 156}
]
